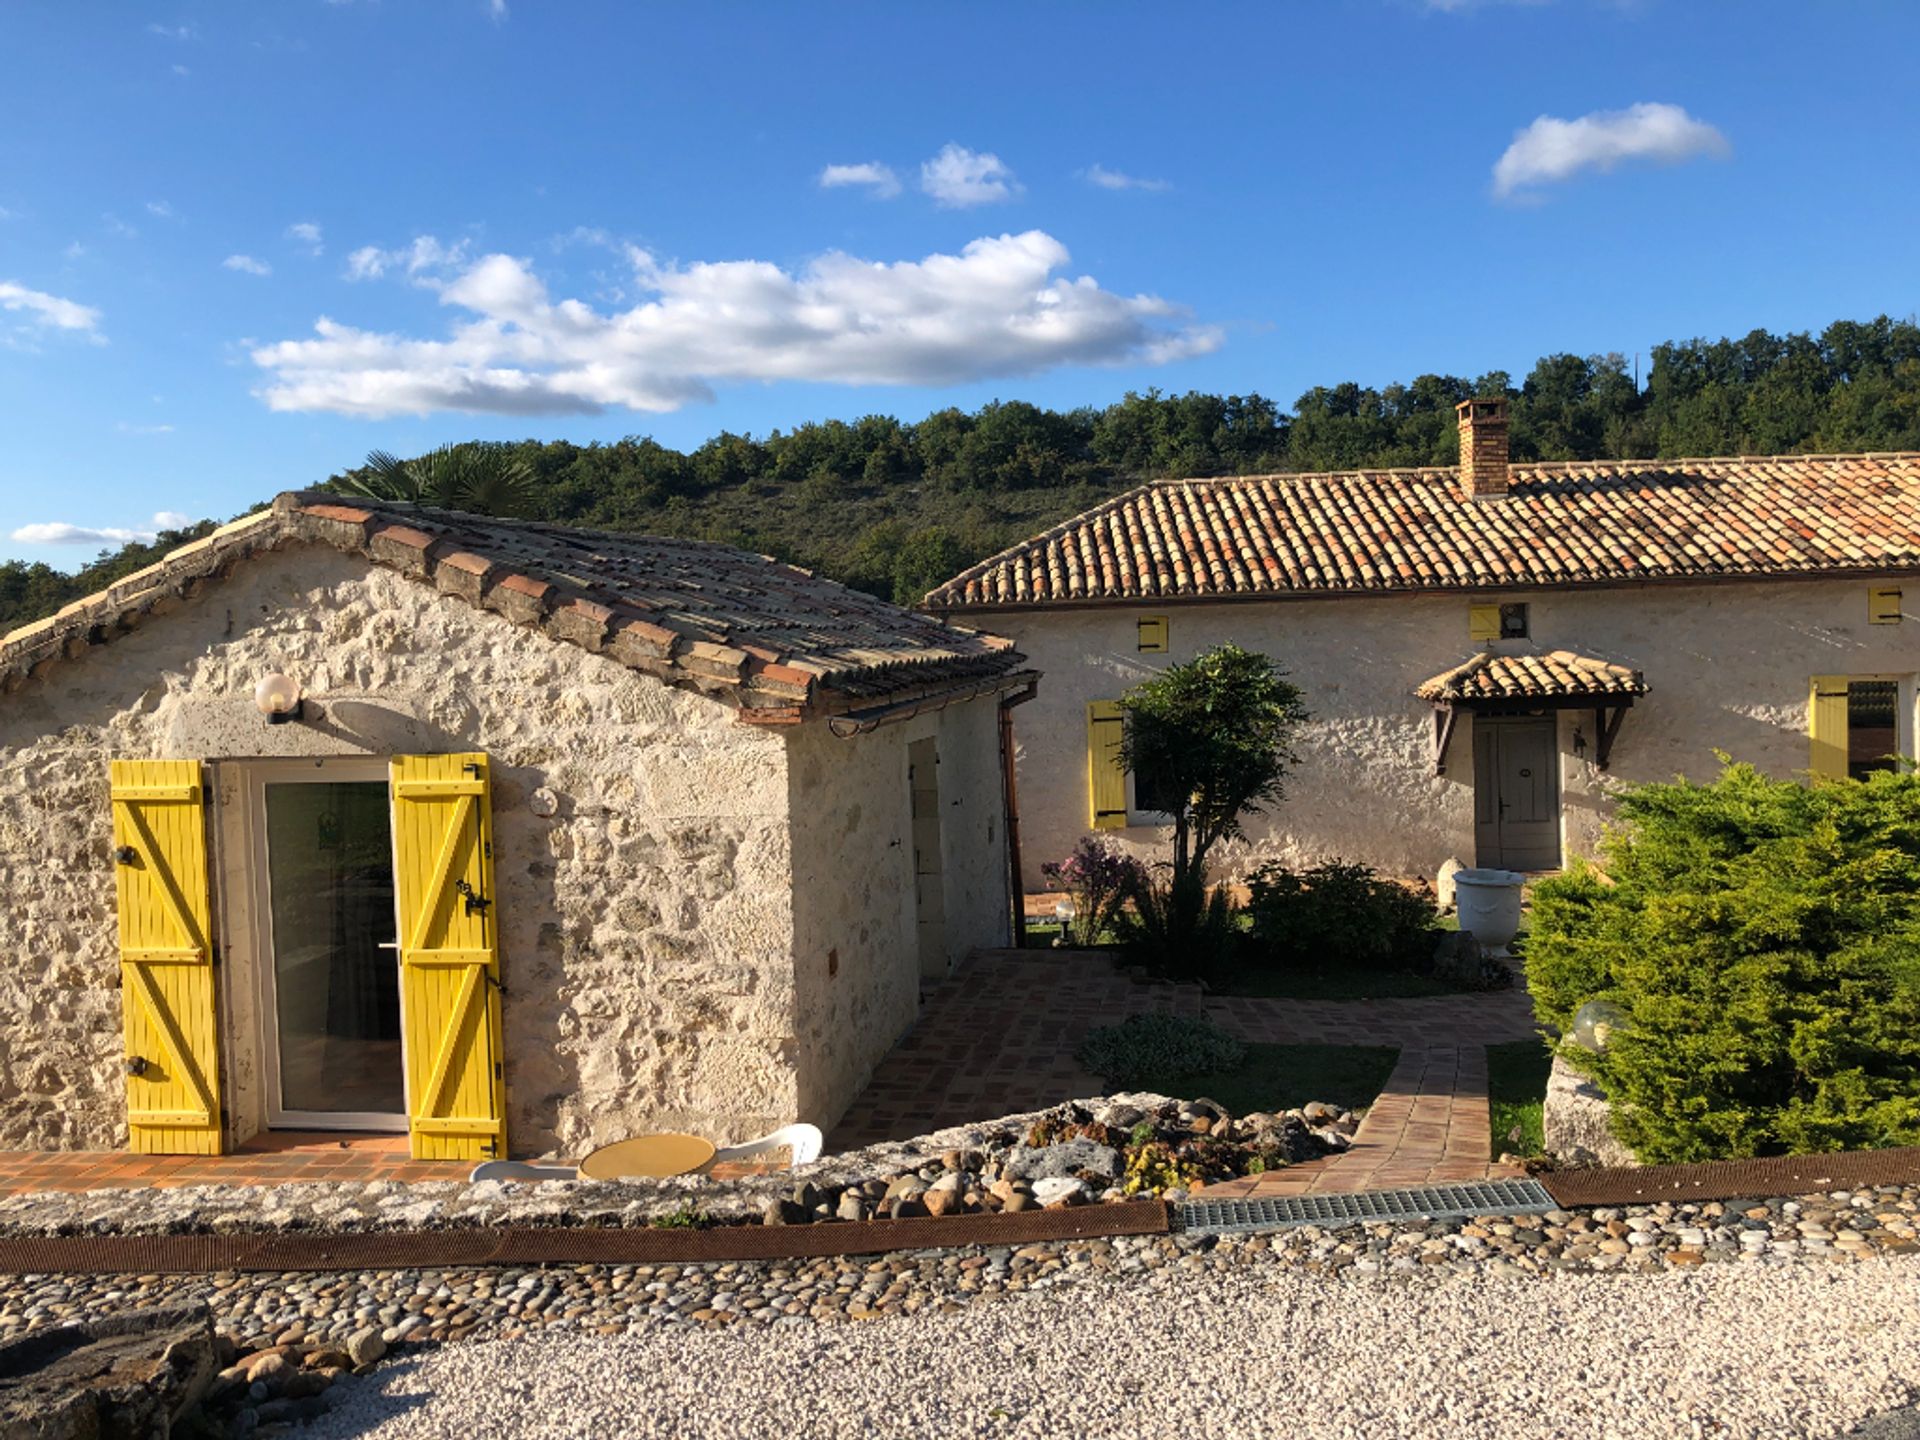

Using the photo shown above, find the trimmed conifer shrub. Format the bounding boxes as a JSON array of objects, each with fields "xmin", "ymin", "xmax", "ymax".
[{"xmin": 1527, "ymin": 762, "xmax": 1920, "ymax": 1164}]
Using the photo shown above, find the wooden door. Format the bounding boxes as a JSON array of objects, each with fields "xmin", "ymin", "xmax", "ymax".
[
  {"xmin": 1472, "ymin": 717, "xmax": 1561, "ymax": 871},
  {"xmin": 110, "ymin": 759, "xmax": 224, "ymax": 1155},
  {"xmin": 390, "ymin": 753, "xmax": 507, "ymax": 1162}
]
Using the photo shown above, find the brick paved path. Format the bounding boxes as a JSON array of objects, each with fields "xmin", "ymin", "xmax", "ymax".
[{"xmin": 829, "ymin": 950, "xmax": 1539, "ymax": 1199}]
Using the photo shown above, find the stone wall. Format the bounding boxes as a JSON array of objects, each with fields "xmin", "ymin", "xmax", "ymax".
[
  {"xmin": 993, "ymin": 576, "xmax": 1920, "ymax": 888},
  {"xmin": 784, "ymin": 699, "xmax": 1013, "ymax": 1129},
  {"xmin": 0, "ymin": 544, "xmax": 799, "ymax": 1155}
]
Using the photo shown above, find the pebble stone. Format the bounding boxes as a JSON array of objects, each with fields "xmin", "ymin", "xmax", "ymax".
[{"xmin": 4, "ymin": 1186, "xmax": 1917, "ymax": 1359}]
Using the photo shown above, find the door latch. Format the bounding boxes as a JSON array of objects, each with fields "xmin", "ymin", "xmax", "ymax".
[
  {"xmin": 454, "ymin": 879, "xmax": 492, "ymax": 917},
  {"xmin": 114, "ymin": 846, "xmax": 138, "ymax": 866},
  {"xmin": 125, "ymin": 1055, "xmax": 149, "ymax": 1077}
]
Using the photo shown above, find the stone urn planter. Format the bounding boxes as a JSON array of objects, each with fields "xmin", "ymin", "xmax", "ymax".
[{"xmin": 1452, "ymin": 867, "xmax": 1525, "ymax": 955}]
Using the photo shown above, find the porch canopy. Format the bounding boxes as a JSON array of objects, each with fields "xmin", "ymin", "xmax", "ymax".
[{"xmin": 1416, "ymin": 649, "xmax": 1649, "ymax": 775}]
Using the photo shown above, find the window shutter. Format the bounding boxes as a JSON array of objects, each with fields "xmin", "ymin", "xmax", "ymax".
[
  {"xmin": 1468, "ymin": 604, "xmax": 1500, "ymax": 643},
  {"xmin": 1136, "ymin": 616, "xmax": 1169, "ymax": 654},
  {"xmin": 110, "ymin": 759, "xmax": 225, "ymax": 1155},
  {"xmin": 1869, "ymin": 586, "xmax": 1903, "ymax": 625},
  {"xmin": 391, "ymin": 753, "xmax": 507, "ymax": 1161},
  {"xmin": 1086, "ymin": 701, "xmax": 1129, "ymax": 831},
  {"xmin": 1808, "ymin": 677, "xmax": 1850, "ymax": 780}
]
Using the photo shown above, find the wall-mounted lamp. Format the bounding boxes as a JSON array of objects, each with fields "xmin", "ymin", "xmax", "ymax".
[{"xmin": 254, "ymin": 671, "xmax": 303, "ymax": 725}]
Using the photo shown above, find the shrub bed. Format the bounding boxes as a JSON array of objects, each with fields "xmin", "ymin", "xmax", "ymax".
[{"xmin": 1527, "ymin": 762, "xmax": 1920, "ymax": 1164}]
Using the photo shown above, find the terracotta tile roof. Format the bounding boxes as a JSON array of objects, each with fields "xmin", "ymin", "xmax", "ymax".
[
  {"xmin": 923, "ymin": 453, "xmax": 1920, "ymax": 610},
  {"xmin": 1, "ymin": 491, "xmax": 1026, "ymax": 722},
  {"xmin": 1415, "ymin": 649, "xmax": 1649, "ymax": 703}
]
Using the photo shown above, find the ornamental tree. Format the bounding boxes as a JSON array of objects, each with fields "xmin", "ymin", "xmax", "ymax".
[{"xmin": 1119, "ymin": 642, "xmax": 1309, "ymax": 899}]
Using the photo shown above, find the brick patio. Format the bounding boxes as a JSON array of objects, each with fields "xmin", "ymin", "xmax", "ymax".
[{"xmin": 831, "ymin": 948, "xmax": 1537, "ymax": 1195}]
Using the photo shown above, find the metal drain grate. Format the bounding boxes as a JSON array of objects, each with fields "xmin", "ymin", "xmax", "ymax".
[{"xmin": 1176, "ymin": 1179, "xmax": 1556, "ymax": 1236}]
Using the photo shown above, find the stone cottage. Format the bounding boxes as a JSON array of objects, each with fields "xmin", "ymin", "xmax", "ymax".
[
  {"xmin": 925, "ymin": 398, "xmax": 1920, "ymax": 887},
  {"xmin": 0, "ymin": 491, "xmax": 1033, "ymax": 1160}
]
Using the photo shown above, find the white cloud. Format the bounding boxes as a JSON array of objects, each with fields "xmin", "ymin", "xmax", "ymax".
[
  {"xmin": 0, "ymin": 281, "xmax": 102, "ymax": 333},
  {"xmin": 171, "ymin": 64, "xmax": 191, "ymax": 77},
  {"xmin": 103, "ymin": 213, "xmax": 139, "ymax": 239},
  {"xmin": 251, "ymin": 229, "xmax": 1219, "ymax": 419},
  {"xmin": 286, "ymin": 220, "xmax": 324, "ymax": 255},
  {"xmin": 345, "ymin": 234, "xmax": 469, "ymax": 281},
  {"xmin": 920, "ymin": 144, "xmax": 1020, "ymax": 208},
  {"xmin": 146, "ymin": 22, "xmax": 194, "ymax": 39},
  {"xmin": 1493, "ymin": 102, "xmax": 1729, "ymax": 198},
  {"xmin": 223, "ymin": 254, "xmax": 272, "ymax": 276},
  {"xmin": 146, "ymin": 200, "xmax": 177, "ymax": 219},
  {"xmin": 819, "ymin": 162, "xmax": 902, "ymax": 199},
  {"xmin": 116, "ymin": 422, "xmax": 176, "ymax": 436},
  {"xmin": 1084, "ymin": 164, "xmax": 1171, "ymax": 193},
  {"xmin": 10, "ymin": 511, "xmax": 188, "ymax": 546},
  {"xmin": 63, "ymin": 241, "xmax": 86, "ymax": 259},
  {"xmin": 487, "ymin": 0, "xmax": 507, "ymax": 18}
]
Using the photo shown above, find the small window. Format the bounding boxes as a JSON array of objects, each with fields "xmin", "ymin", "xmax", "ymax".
[
  {"xmin": 1870, "ymin": 586, "xmax": 1903, "ymax": 625},
  {"xmin": 1137, "ymin": 615, "xmax": 1169, "ymax": 653},
  {"xmin": 1468, "ymin": 604, "xmax": 1500, "ymax": 643},
  {"xmin": 1132, "ymin": 763, "xmax": 1182, "ymax": 817},
  {"xmin": 1847, "ymin": 679, "xmax": 1900, "ymax": 779},
  {"xmin": 1500, "ymin": 603, "xmax": 1530, "ymax": 639}
]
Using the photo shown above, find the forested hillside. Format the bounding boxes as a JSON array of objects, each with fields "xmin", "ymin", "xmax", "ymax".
[{"xmin": 7, "ymin": 313, "xmax": 1918, "ymax": 628}]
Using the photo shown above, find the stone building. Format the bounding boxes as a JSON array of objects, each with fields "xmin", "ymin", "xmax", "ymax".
[
  {"xmin": 0, "ymin": 492, "xmax": 1033, "ymax": 1159},
  {"xmin": 926, "ymin": 399, "xmax": 1920, "ymax": 888}
]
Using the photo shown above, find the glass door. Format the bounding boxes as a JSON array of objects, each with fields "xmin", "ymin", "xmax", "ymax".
[{"xmin": 249, "ymin": 760, "xmax": 407, "ymax": 1130}]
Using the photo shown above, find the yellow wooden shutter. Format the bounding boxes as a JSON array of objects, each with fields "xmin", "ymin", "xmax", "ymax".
[
  {"xmin": 110, "ymin": 759, "xmax": 224, "ymax": 1155},
  {"xmin": 1869, "ymin": 586, "xmax": 1903, "ymax": 624},
  {"xmin": 1087, "ymin": 701, "xmax": 1128, "ymax": 830},
  {"xmin": 1136, "ymin": 616, "xmax": 1169, "ymax": 654},
  {"xmin": 1808, "ymin": 676, "xmax": 1850, "ymax": 780},
  {"xmin": 1468, "ymin": 604, "xmax": 1500, "ymax": 643},
  {"xmin": 391, "ymin": 753, "xmax": 507, "ymax": 1161}
]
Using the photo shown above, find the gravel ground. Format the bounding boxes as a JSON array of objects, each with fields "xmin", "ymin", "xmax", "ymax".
[{"xmin": 304, "ymin": 1256, "xmax": 1920, "ymax": 1440}]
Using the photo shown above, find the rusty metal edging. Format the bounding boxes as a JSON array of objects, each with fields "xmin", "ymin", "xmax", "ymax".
[
  {"xmin": 0, "ymin": 1201, "xmax": 1170, "ymax": 1277},
  {"xmin": 1541, "ymin": 1146, "xmax": 1920, "ymax": 1208}
]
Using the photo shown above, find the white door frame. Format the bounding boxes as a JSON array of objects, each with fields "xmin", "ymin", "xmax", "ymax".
[{"xmin": 237, "ymin": 757, "xmax": 410, "ymax": 1133}]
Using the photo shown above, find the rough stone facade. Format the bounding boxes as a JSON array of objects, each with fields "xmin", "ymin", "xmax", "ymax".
[
  {"xmin": 996, "ymin": 576, "xmax": 1919, "ymax": 887},
  {"xmin": 786, "ymin": 698, "xmax": 1011, "ymax": 1128},
  {"xmin": 0, "ymin": 544, "xmax": 1011, "ymax": 1155}
]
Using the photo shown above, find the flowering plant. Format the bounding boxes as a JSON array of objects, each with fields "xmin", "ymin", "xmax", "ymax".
[{"xmin": 1040, "ymin": 836, "xmax": 1145, "ymax": 945}]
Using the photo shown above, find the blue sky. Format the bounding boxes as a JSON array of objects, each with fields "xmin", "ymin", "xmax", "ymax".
[{"xmin": 3, "ymin": 0, "xmax": 1917, "ymax": 569}]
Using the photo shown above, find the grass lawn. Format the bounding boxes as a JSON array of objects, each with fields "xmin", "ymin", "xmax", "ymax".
[
  {"xmin": 1216, "ymin": 968, "xmax": 1469, "ymax": 1001},
  {"xmin": 1134, "ymin": 1042, "xmax": 1400, "ymax": 1115},
  {"xmin": 1487, "ymin": 1039, "xmax": 1553, "ymax": 1158}
]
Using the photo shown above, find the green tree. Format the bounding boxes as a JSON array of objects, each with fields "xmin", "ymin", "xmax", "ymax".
[{"xmin": 1120, "ymin": 644, "xmax": 1309, "ymax": 897}]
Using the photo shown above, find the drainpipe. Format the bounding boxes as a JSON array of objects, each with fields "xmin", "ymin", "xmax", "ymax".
[{"xmin": 998, "ymin": 679, "xmax": 1039, "ymax": 947}]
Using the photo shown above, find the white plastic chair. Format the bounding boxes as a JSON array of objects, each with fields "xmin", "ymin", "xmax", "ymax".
[
  {"xmin": 709, "ymin": 1123, "xmax": 823, "ymax": 1170},
  {"xmin": 469, "ymin": 1159, "xmax": 579, "ymax": 1183}
]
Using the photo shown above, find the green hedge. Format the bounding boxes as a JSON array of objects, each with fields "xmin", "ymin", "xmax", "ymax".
[{"xmin": 1527, "ymin": 762, "xmax": 1920, "ymax": 1163}]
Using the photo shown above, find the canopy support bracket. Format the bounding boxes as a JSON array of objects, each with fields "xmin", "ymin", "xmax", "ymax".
[{"xmin": 1433, "ymin": 703, "xmax": 1460, "ymax": 776}]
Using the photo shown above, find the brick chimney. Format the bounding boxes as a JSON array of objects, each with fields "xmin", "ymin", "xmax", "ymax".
[{"xmin": 1457, "ymin": 397, "xmax": 1510, "ymax": 499}]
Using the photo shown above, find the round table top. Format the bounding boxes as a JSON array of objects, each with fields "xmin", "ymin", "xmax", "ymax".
[{"xmin": 577, "ymin": 1132, "xmax": 717, "ymax": 1181}]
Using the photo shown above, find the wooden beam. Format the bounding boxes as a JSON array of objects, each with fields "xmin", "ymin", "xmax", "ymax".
[
  {"xmin": 1595, "ymin": 704, "xmax": 1629, "ymax": 770},
  {"xmin": 1433, "ymin": 704, "xmax": 1461, "ymax": 775}
]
